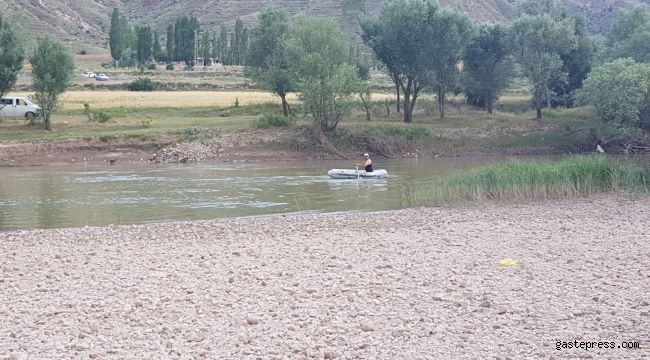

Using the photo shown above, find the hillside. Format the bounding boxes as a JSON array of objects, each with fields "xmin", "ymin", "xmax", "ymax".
[
  {"xmin": 1, "ymin": 0, "xmax": 647, "ymax": 52},
  {"xmin": 0, "ymin": 0, "xmax": 122, "ymax": 53}
]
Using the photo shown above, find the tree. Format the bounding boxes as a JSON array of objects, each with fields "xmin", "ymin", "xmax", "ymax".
[
  {"xmin": 0, "ymin": 13, "xmax": 25, "ymax": 101},
  {"xmin": 219, "ymin": 25, "xmax": 228, "ymax": 63},
  {"xmin": 201, "ymin": 30, "xmax": 210, "ymax": 64},
  {"xmin": 171, "ymin": 16, "xmax": 199, "ymax": 66},
  {"xmin": 299, "ymin": 64, "xmax": 366, "ymax": 132},
  {"xmin": 153, "ymin": 31, "xmax": 163, "ymax": 62},
  {"xmin": 166, "ymin": 25, "xmax": 174, "ymax": 62},
  {"xmin": 427, "ymin": 7, "xmax": 473, "ymax": 118},
  {"xmin": 511, "ymin": 0, "xmax": 577, "ymax": 119},
  {"xmin": 548, "ymin": 14, "xmax": 592, "ymax": 107},
  {"xmin": 463, "ymin": 23, "xmax": 512, "ymax": 114},
  {"xmin": 246, "ymin": 7, "xmax": 295, "ymax": 116},
  {"xmin": 577, "ymin": 58, "xmax": 650, "ymax": 131},
  {"xmin": 136, "ymin": 26, "xmax": 153, "ymax": 63},
  {"xmin": 174, "ymin": 18, "xmax": 181, "ymax": 62},
  {"xmin": 228, "ymin": 32, "xmax": 235, "ymax": 65},
  {"xmin": 361, "ymin": 19, "xmax": 404, "ymax": 113},
  {"xmin": 361, "ymin": 0, "xmax": 442, "ymax": 123},
  {"xmin": 603, "ymin": 6, "xmax": 650, "ymax": 64},
  {"xmin": 285, "ymin": 15, "xmax": 364, "ymax": 132},
  {"xmin": 234, "ymin": 18, "xmax": 244, "ymax": 65},
  {"xmin": 30, "ymin": 37, "xmax": 74, "ymax": 131},
  {"xmin": 211, "ymin": 32, "xmax": 218, "ymax": 61},
  {"xmin": 241, "ymin": 27, "xmax": 249, "ymax": 65},
  {"xmin": 109, "ymin": 8, "xmax": 124, "ymax": 64}
]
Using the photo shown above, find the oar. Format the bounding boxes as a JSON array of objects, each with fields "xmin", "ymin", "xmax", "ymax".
[{"xmin": 355, "ymin": 165, "xmax": 359, "ymax": 179}]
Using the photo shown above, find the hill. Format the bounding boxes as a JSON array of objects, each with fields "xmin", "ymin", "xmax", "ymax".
[
  {"xmin": 0, "ymin": 0, "xmax": 122, "ymax": 53},
  {"xmin": 1, "ymin": 0, "xmax": 647, "ymax": 52}
]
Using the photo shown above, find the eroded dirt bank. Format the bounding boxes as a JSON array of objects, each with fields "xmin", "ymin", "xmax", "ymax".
[
  {"xmin": 0, "ymin": 129, "xmax": 563, "ymax": 167},
  {"xmin": 1, "ymin": 197, "xmax": 649, "ymax": 359}
]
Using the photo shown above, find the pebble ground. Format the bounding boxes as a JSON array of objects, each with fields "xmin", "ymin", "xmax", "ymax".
[{"xmin": 1, "ymin": 197, "xmax": 649, "ymax": 359}]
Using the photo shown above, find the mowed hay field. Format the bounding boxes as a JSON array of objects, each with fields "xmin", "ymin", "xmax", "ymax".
[{"xmin": 10, "ymin": 91, "xmax": 302, "ymax": 111}]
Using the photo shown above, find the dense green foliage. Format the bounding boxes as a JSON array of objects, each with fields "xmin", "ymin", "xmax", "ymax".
[
  {"xmin": 30, "ymin": 37, "xmax": 75, "ymax": 130},
  {"xmin": 549, "ymin": 15, "xmax": 593, "ymax": 108},
  {"xmin": 406, "ymin": 156, "xmax": 650, "ymax": 206},
  {"xmin": 603, "ymin": 6, "xmax": 650, "ymax": 63},
  {"xmin": 463, "ymin": 24, "xmax": 512, "ymax": 114},
  {"xmin": 577, "ymin": 59, "xmax": 650, "ymax": 130},
  {"xmin": 246, "ymin": 7, "xmax": 295, "ymax": 116},
  {"xmin": 251, "ymin": 114, "xmax": 294, "ymax": 128},
  {"xmin": 136, "ymin": 26, "xmax": 153, "ymax": 63},
  {"xmin": 127, "ymin": 78, "xmax": 157, "ymax": 92},
  {"xmin": 286, "ymin": 16, "xmax": 365, "ymax": 132},
  {"xmin": 361, "ymin": 0, "xmax": 437, "ymax": 123},
  {"xmin": 0, "ymin": 13, "xmax": 24, "ymax": 100},
  {"xmin": 362, "ymin": 0, "xmax": 471, "ymax": 121},
  {"xmin": 511, "ymin": 0, "xmax": 578, "ymax": 119}
]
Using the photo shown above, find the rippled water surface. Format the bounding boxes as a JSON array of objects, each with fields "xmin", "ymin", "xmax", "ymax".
[{"xmin": 0, "ymin": 156, "xmax": 557, "ymax": 231}]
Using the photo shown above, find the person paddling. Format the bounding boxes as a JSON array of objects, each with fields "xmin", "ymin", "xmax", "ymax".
[{"xmin": 354, "ymin": 153, "xmax": 373, "ymax": 173}]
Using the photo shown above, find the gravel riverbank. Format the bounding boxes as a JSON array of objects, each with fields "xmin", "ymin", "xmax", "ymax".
[{"xmin": 1, "ymin": 197, "xmax": 649, "ymax": 359}]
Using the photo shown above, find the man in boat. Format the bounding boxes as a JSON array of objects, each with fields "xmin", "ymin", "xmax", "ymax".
[{"xmin": 354, "ymin": 153, "xmax": 373, "ymax": 172}]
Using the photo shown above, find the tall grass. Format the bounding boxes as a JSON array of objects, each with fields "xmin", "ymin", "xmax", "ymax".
[{"xmin": 406, "ymin": 156, "xmax": 650, "ymax": 206}]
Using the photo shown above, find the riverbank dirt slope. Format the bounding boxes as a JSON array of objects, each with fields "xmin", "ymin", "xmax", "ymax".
[{"xmin": 1, "ymin": 197, "xmax": 649, "ymax": 358}]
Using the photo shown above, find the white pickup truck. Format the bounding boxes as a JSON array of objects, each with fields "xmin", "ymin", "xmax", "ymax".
[{"xmin": 0, "ymin": 97, "xmax": 41, "ymax": 121}]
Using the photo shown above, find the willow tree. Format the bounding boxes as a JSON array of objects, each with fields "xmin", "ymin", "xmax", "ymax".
[
  {"xmin": 511, "ymin": 0, "xmax": 578, "ymax": 119},
  {"xmin": 463, "ymin": 23, "xmax": 512, "ymax": 114},
  {"xmin": 246, "ymin": 7, "xmax": 295, "ymax": 116},
  {"xmin": 31, "ymin": 37, "xmax": 74, "ymax": 130}
]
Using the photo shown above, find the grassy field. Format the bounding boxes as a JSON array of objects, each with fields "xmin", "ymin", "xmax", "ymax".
[
  {"xmin": 10, "ymin": 91, "xmax": 303, "ymax": 110},
  {"xmin": 0, "ymin": 87, "xmax": 600, "ymax": 156},
  {"xmin": 404, "ymin": 156, "xmax": 650, "ymax": 206}
]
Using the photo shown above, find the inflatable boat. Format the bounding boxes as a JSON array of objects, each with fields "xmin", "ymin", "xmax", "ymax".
[{"xmin": 327, "ymin": 168, "xmax": 388, "ymax": 179}]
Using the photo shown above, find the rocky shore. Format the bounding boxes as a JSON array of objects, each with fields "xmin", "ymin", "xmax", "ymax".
[{"xmin": 1, "ymin": 198, "xmax": 649, "ymax": 359}]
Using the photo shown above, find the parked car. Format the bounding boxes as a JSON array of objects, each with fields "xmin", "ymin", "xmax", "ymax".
[
  {"xmin": 83, "ymin": 71, "xmax": 96, "ymax": 78},
  {"xmin": 0, "ymin": 97, "xmax": 40, "ymax": 120},
  {"xmin": 95, "ymin": 73, "xmax": 109, "ymax": 81}
]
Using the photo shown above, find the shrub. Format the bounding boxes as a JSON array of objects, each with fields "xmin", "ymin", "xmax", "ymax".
[
  {"xmin": 82, "ymin": 102, "xmax": 112, "ymax": 123},
  {"xmin": 166, "ymin": 64, "xmax": 174, "ymax": 71},
  {"xmin": 92, "ymin": 111, "xmax": 111, "ymax": 123},
  {"xmin": 251, "ymin": 114, "xmax": 294, "ymax": 128},
  {"xmin": 79, "ymin": 50, "xmax": 87, "ymax": 55},
  {"xmin": 127, "ymin": 78, "xmax": 156, "ymax": 91},
  {"xmin": 147, "ymin": 64, "xmax": 157, "ymax": 70}
]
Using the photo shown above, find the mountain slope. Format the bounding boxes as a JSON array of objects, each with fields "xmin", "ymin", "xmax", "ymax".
[
  {"xmin": 0, "ymin": 0, "xmax": 122, "ymax": 52},
  {"xmin": 1, "ymin": 0, "xmax": 646, "ymax": 52}
]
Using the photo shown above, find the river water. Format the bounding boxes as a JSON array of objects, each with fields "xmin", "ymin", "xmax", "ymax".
[{"xmin": 0, "ymin": 156, "xmax": 560, "ymax": 231}]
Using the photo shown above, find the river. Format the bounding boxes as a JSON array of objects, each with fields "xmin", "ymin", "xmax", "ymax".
[{"xmin": 0, "ymin": 156, "xmax": 562, "ymax": 231}]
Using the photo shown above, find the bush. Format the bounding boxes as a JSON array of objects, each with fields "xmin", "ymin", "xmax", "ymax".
[
  {"xmin": 127, "ymin": 78, "xmax": 156, "ymax": 91},
  {"xmin": 82, "ymin": 102, "xmax": 112, "ymax": 123},
  {"xmin": 92, "ymin": 111, "xmax": 111, "ymax": 123},
  {"xmin": 79, "ymin": 50, "xmax": 87, "ymax": 55},
  {"xmin": 251, "ymin": 114, "xmax": 294, "ymax": 128},
  {"xmin": 166, "ymin": 64, "xmax": 174, "ymax": 71},
  {"xmin": 147, "ymin": 64, "xmax": 157, "ymax": 70}
]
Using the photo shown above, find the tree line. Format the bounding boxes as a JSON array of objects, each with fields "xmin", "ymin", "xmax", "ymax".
[
  {"xmin": 246, "ymin": 0, "xmax": 650, "ymax": 134},
  {"xmin": 110, "ymin": 8, "xmax": 251, "ymax": 67}
]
